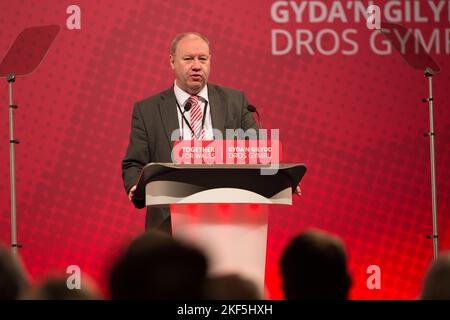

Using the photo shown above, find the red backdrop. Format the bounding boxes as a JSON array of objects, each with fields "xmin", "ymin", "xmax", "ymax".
[{"xmin": 0, "ymin": 0, "xmax": 449, "ymax": 299}]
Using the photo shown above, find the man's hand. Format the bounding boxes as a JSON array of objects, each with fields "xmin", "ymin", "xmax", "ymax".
[
  {"xmin": 294, "ymin": 184, "xmax": 302, "ymax": 196},
  {"xmin": 128, "ymin": 185, "xmax": 137, "ymax": 201}
]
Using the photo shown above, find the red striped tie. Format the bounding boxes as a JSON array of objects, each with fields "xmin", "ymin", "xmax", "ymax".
[{"xmin": 189, "ymin": 95, "xmax": 205, "ymax": 140}]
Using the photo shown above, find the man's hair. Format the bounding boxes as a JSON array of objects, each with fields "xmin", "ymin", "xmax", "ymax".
[
  {"xmin": 204, "ymin": 273, "xmax": 261, "ymax": 300},
  {"xmin": 25, "ymin": 276, "xmax": 101, "ymax": 300},
  {"xmin": 170, "ymin": 32, "xmax": 210, "ymax": 56},
  {"xmin": 421, "ymin": 251, "xmax": 450, "ymax": 300},
  {"xmin": 109, "ymin": 230, "xmax": 208, "ymax": 299},
  {"xmin": 280, "ymin": 229, "xmax": 351, "ymax": 300},
  {"xmin": 0, "ymin": 246, "xmax": 29, "ymax": 299}
]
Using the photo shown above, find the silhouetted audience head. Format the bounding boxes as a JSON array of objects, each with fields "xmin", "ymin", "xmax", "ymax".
[
  {"xmin": 204, "ymin": 273, "xmax": 261, "ymax": 300},
  {"xmin": 24, "ymin": 275, "xmax": 101, "ymax": 300},
  {"xmin": 280, "ymin": 229, "xmax": 351, "ymax": 300},
  {"xmin": 109, "ymin": 230, "xmax": 208, "ymax": 299},
  {"xmin": 0, "ymin": 246, "xmax": 29, "ymax": 300},
  {"xmin": 421, "ymin": 251, "xmax": 450, "ymax": 300}
]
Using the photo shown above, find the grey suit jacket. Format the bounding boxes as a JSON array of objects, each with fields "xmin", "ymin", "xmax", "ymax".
[{"xmin": 122, "ymin": 83, "xmax": 258, "ymax": 231}]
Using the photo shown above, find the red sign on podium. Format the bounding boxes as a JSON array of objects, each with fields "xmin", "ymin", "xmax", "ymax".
[{"xmin": 172, "ymin": 139, "xmax": 282, "ymax": 165}]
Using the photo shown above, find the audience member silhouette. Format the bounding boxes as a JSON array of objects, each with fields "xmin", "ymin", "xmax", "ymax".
[
  {"xmin": 421, "ymin": 251, "xmax": 450, "ymax": 300},
  {"xmin": 0, "ymin": 246, "xmax": 29, "ymax": 300},
  {"xmin": 280, "ymin": 229, "xmax": 351, "ymax": 300},
  {"xmin": 109, "ymin": 230, "xmax": 208, "ymax": 299},
  {"xmin": 24, "ymin": 275, "xmax": 101, "ymax": 300},
  {"xmin": 204, "ymin": 273, "xmax": 261, "ymax": 300}
]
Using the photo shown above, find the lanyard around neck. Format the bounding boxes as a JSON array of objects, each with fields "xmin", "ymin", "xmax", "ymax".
[{"xmin": 175, "ymin": 98, "xmax": 209, "ymax": 139}]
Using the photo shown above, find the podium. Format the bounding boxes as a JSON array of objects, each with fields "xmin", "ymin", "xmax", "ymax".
[{"xmin": 133, "ymin": 163, "xmax": 307, "ymax": 297}]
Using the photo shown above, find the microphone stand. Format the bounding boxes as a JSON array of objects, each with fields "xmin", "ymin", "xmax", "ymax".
[
  {"xmin": 423, "ymin": 68, "xmax": 439, "ymax": 260},
  {"xmin": 247, "ymin": 105, "xmax": 262, "ymax": 129}
]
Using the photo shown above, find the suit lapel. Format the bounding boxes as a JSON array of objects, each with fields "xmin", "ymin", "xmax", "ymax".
[
  {"xmin": 208, "ymin": 84, "xmax": 226, "ymax": 137},
  {"xmin": 158, "ymin": 87, "xmax": 179, "ymax": 147}
]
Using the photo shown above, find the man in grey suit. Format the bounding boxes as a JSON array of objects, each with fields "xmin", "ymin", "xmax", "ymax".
[{"xmin": 122, "ymin": 32, "xmax": 258, "ymax": 233}]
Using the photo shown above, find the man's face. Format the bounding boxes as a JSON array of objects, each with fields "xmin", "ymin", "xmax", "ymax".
[{"xmin": 170, "ymin": 35, "xmax": 211, "ymax": 94}]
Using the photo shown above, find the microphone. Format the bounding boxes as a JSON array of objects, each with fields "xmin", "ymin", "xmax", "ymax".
[
  {"xmin": 180, "ymin": 100, "xmax": 193, "ymax": 139},
  {"xmin": 184, "ymin": 100, "xmax": 192, "ymax": 113},
  {"xmin": 247, "ymin": 104, "xmax": 262, "ymax": 130}
]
